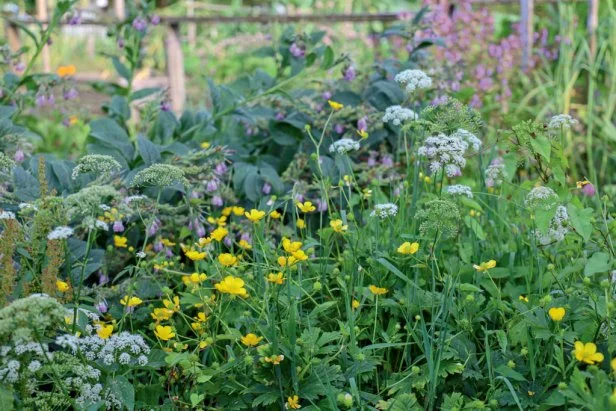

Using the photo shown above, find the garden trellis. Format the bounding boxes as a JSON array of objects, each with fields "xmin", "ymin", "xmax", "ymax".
[{"xmin": 3, "ymin": 0, "xmax": 600, "ymax": 113}]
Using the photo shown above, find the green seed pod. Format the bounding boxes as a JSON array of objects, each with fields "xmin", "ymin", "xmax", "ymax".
[{"xmin": 313, "ymin": 281, "xmax": 322, "ymax": 291}]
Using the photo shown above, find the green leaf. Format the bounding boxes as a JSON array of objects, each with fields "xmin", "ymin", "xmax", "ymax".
[
  {"xmin": 530, "ymin": 133, "xmax": 551, "ymax": 162},
  {"xmin": 13, "ymin": 166, "xmax": 40, "ymax": 201},
  {"xmin": 0, "ymin": 385, "xmax": 14, "ymax": 410},
  {"xmin": 137, "ymin": 135, "xmax": 162, "ymax": 166},
  {"xmin": 112, "ymin": 56, "xmax": 132, "ymax": 81},
  {"xmin": 584, "ymin": 252, "xmax": 611, "ymax": 276},
  {"xmin": 89, "ymin": 118, "xmax": 134, "ymax": 161},
  {"xmin": 106, "ymin": 375, "xmax": 135, "ymax": 411},
  {"xmin": 567, "ymin": 204, "xmax": 593, "ymax": 242},
  {"xmin": 320, "ymin": 46, "xmax": 334, "ymax": 69},
  {"xmin": 464, "ymin": 215, "xmax": 486, "ymax": 240},
  {"xmin": 131, "ymin": 87, "xmax": 160, "ymax": 101}
]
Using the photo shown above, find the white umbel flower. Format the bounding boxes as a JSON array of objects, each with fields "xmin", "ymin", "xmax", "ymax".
[
  {"xmin": 548, "ymin": 114, "xmax": 578, "ymax": 133},
  {"xmin": 452, "ymin": 128, "xmax": 482, "ymax": 151},
  {"xmin": 370, "ymin": 203, "xmax": 398, "ymax": 219},
  {"xmin": 0, "ymin": 211, "xmax": 16, "ymax": 220},
  {"xmin": 329, "ymin": 138, "xmax": 360, "ymax": 155},
  {"xmin": 382, "ymin": 105, "xmax": 417, "ymax": 126},
  {"xmin": 446, "ymin": 185, "xmax": 473, "ymax": 198},
  {"xmin": 417, "ymin": 133, "xmax": 469, "ymax": 177},
  {"xmin": 394, "ymin": 69, "xmax": 432, "ymax": 93},
  {"xmin": 48, "ymin": 226, "xmax": 74, "ymax": 240}
]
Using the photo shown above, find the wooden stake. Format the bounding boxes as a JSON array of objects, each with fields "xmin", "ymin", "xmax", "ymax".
[
  {"xmin": 520, "ymin": 0, "xmax": 534, "ymax": 70},
  {"xmin": 36, "ymin": 0, "xmax": 51, "ymax": 72},
  {"xmin": 114, "ymin": 0, "xmax": 126, "ymax": 20},
  {"xmin": 165, "ymin": 23, "xmax": 186, "ymax": 113},
  {"xmin": 587, "ymin": 0, "xmax": 598, "ymax": 59}
]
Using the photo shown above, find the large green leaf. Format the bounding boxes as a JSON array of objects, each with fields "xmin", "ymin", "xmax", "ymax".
[{"xmin": 89, "ymin": 118, "xmax": 134, "ymax": 161}]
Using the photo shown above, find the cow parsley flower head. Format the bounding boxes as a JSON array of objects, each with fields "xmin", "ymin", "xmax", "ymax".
[
  {"xmin": 525, "ymin": 186, "xmax": 559, "ymax": 210},
  {"xmin": 537, "ymin": 205, "xmax": 570, "ymax": 245},
  {"xmin": 548, "ymin": 114, "xmax": 578, "ymax": 133},
  {"xmin": 0, "ymin": 211, "xmax": 16, "ymax": 220},
  {"xmin": 416, "ymin": 199, "xmax": 460, "ymax": 239},
  {"xmin": 132, "ymin": 164, "xmax": 185, "ymax": 187},
  {"xmin": 485, "ymin": 157, "xmax": 506, "ymax": 187},
  {"xmin": 452, "ymin": 128, "xmax": 482, "ymax": 151},
  {"xmin": 446, "ymin": 185, "xmax": 473, "ymax": 198},
  {"xmin": 394, "ymin": 69, "xmax": 432, "ymax": 93},
  {"xmin": 417, "ymin": 133, "xmax": 468, "ymax": 177},
  {"xmin": 329, "ymin": 138, "xmax": 360, "ymax": 155},
  {"xmin": 71, "ymin": 154, "xmax": 122, "ymax": 180},
  {"xmin": 48, "ymin": 226, "xmax": 74, "ymax": 240},
  {"xmin": 370, "ymin": 203, "xmax": 398, "ymax": 219},
  {"xmin": 382, "ymin": 105, "xmax": 418, "ymax": 126}
]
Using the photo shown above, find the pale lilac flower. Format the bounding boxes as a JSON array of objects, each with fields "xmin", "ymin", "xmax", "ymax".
[
  {"xmin": 63, "ymin": 88, "xmax": 79, "ymax": 100},
  {"xmin": 581, "ymin": 183, "xmax": 596, "ymax": 197},
  {"xmin": 112, "ymin": 221, "xmax": 124, "ymax": 233},
  {"xmin": 13, "ymin": 150, "xmax": 24, "ymax": 162},
  {"xmin": 212, "ymin": 195, "xmax": 223, "ymax": 206},
  {"xmin": 342, "ymin": 65, "xmax": 356, "ymax": 81},
  {"xmin": 132, "ymin": 17, "xmax": 147, "ymax": 32},
  {"xmin": 262, "ymin": 183, "xmax": 271, "ymax": 194},
  {"xmin": 321, "ymin": 91, "xmax": 332, "ymax": 100},
  {"xmin": 206, "ymin": 180, "xmax": 218, "ymax": 192},
  {"xmin": 215, "ymin": 162, "xmax": 228, "ymax": 175},
  {"xmin": 335, "ymin": 124, "xmax": 345, "ymax": 134},
  {"xmin": 357, "ymin": 116, "xmax": 368, "ymax": 132},
  {"xmin": 96, "ymin": 300, "xmax": 108, "ymax": 314},
  {"xmin": 289, "ymin": 42, "xmax": 305, "ymax": 58},
  {"xmin": 150, "ymin": 15, "xmax": 160, "ymax": 25}
]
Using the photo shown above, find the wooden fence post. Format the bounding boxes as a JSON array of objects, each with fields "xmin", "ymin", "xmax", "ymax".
[
  {"xmin": 4, "ymin": 22, "xmax": 22, "ymax": 72},
  {"xmin": 587, "ymin": 0, "xmax": 598, "ymax": 59},
  {"xmin": 520, "ymin": 0, "xmax": 534, "ymax": 70},
  {"xmin": 37, "ymin": 0, "xmax": 51, "ymax": 72},
  {"xmin": 187, "ymin": 0, "xmax": 197, "ymax": 47},
  {"xmin": 114, "ymin": 0, "xmax": 126, "ymax": 20},
  {"xmin": 165, "ymin": 22, "xmax": 186, "ymax": 113}
]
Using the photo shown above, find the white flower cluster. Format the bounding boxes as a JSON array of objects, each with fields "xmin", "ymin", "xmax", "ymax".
[
  {"xmin": 452, "ymin": 128, "xmax": 482, "ymax": 151},
  {"xmin": 0, "ymin": 211, "xmax": 16, "ymax": 220},
  {"xmin": 548, "ymin": 114, "xmax": 578, "ymax": 133},
  {"xmin": 370, "ymin": 203, "xmax": 399, "ymax": 219},
  {"xmin": 446, "ymin": 185, "xmax": 473, "ymax": 198},
  {"xmin": 83, "ymin": 217, "xmax": 109, "ymax": 231},
  {"xmin": 48, "ymin": 226, "xmax": 74, "ymax": 240},
  {"xmin": 524, "ymin": 186, "xmax": 559, "ymax": 210},
  {"xmin": 485, "ymin": 158, "xmax": 506, "ymax": 188},
  {"xmin": 63, "ymin": 363, "xmax": 105, "ymax": 407},
  {"xmin": 57, "ymin": 331, "xmax": 150, "ymax": 367},
  {"xmin": 537, "ymin": 206, "xmax": 570, "ymax": 245},
  {"xmin": 71, "ymin": 154, "xmax": 122, "ymax": 180},
  {"xmin": 417, "ymin": 133, "xmax": 468, "ymax": 177},
  {"xmin": 394, "ymin": 69, "xmax": 432, "ymax": 93},
  {"xmin": 124, "ymin": 195, "xmax": 147, "ymax": 204},
  {"xmin": 329, "ymin": 138, "xmax": 360, "ymax": 155},
  {"xmin": 382, "ymin": 105, "xmax": 417, "ymax": 126}
]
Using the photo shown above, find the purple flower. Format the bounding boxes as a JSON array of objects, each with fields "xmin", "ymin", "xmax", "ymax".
[
  {"xmin": 381, "ymin": 155, "xmax": 394, "ymax": 168},
  {"xmin": 63, "ymin": 88, "xmax": 79, "ymax": 100},
  {"xmin": 206, "ymin": 180, "xmax": 218, "ymax": 192},
  {"xmin": 240, "ymin": 232, "xmax": 251, "ymax": 242},
  {"xmin": 132, "ymin": 17, "xmax": 148, "ymax": 32},
  {"xmin": 35, "ymin": 94, "xmax": 47, "ymax": 107},
  {"xmin": 367, "ymin": 156, "xmax": 377, "ymax": 167},
  {"xmin": 14, "ymin": 62, "xmax": 25, "ymax": 72},
  {"xmin": 289, "ymin": 42, "xmax": 305, "ymax": 58},
  {"xmin": 160, "ymin": 100, "xmax": 171, "ymax": 112},
  {"xmin": 196, "ymin": 224, "xmax": 206, "ymax": 238},
  {"xmin": 150, "ymin": 15, "xmax": 161, "ymax": 25},
  {"xmin": 262, "ymin": 183, "xmax": 271, "ymax": 195},
  {"xmin": 335, "ymin": 124, "xmax": 345, "ymax": 134},
  {"xmin": 357, "ymin": 116, "xmax": 368, "ymax": 132},
  {"xmin": 223, "ymin": 237, "xmax": 232, "ymax": 247},
  {"xmin": 13, "ymin": 150, "xmax": 24, "ymax": 162},
  {"xmin": 148, "ymin": 219, "xmax": 161, "ymax": 236},
  {"xmin": 96, "ymin": 300, "xmax": 108, "ymax": 314},
  {"xmin": 581, "ymin": 183, "xmax": 596, "ymax": 197},
  {"xmin": 212, "ymin": 195, "xmax": 223, "ymax": 207},
  {"xmin": 321, "ymin": 91, "xmax": 332, "ymax": 100},
  {"xmin": 342, "ymin": 65, "xmax": 356, "ymax": 81},
  {"xmin": 113, "ymin": 220, "xmax": 125, "ymax": 233},
  {"xmin": 165, "ymin": 248, "xmax": 174, "ymax": 258},
  {"xmin": 117, "ymin": 38, "xmax": 125, "ymax": 49},
  {"xmin": 316, "ymin": 199, "xmax": 328, "ymax": 212},
  {"xmin": 98, "ymin": 272, "xmax": 109, "ymax": 285},
  {"xmin": 275, "ymin": 112, "xmax": 285, "ymax": 121},
  {"xmin": 295, "ymin": 193, "xmax": 305, "ymax": 203},
  {"xmin": 153, "ymin": 241, "xmax": 163, "ymax": 252},
  {"xmin": 215, "ymin": 162, "xmax": 228, "ymax": 175},
  {"xmin": 68, "ymin": 14, "xmax": 81, "ymax": 25}
]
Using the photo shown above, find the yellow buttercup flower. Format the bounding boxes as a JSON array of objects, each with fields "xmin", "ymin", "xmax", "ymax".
[
  {"xmin": 270, "ymin": 210, "xmax": 281, "ymax": 219},
  {"xmin": 611, "ymin": 357, "xmax": 616, "ymax": 372},
  {"xmin": 352, "ymin": 299, "xmax": 360, "ymax": 310},
  {"xmin": 56, "ymin": 280, "xmax": 70, "ymax": 293},
  {"xmin": 218, "ymin": 253, "xmax": 238, "ymax": 267},
  {"xmin": 282, "ymin": 238, "xmax": 303, "ymax": 253},
  {"xmin": 278, "ymin": 255, "xmax": 299, "ymax": 267},
  {"xmin": 287, "ymin": 395, "xmax": 301, "ymax": 409},
  {"xmin": 185, "ymin": 250, "xmax": 206, "ymax": 261},
  {"xmin": 240, "ymin": 333, "xmax": 263, "ymax": 347},
  {"xmin": 357, "ymin": 129, "xmax": 369, "ymax": 139},
  {"xmin": 114, "ymin": 235, "xmax": 128, "ymax": 248},
  {"xmin": 96, "ymin": 324, "xmax": 113, "ymax": 339},
  {"xmin": 160, "ymin": 238, "xmax": 176, "ymax": 247},
  {"xmin": 291, "ymin": 249, "xmax": 308, "ymax": 261},
  {"xmin": 198, "ymin": 237, "xmax": 212, "ymax": 247},
  {"xmin": 208, "ymin": 216, "xmax": 227, "ymax": 226},
  {"xmin": 328, "ymin": 100, "xmax": 343, "ymax": 111},
  {"xmin": 215, "ymin": 276, "xmax": 248, "ymax": 297},
  {"xmin": 296, "ymin": 219, "xmax": 306, "ymax": 229},
  {"xmin": 56, "ymin": 64, "xmax": 76, "ymax": 77},
  {"xmin": 473, "ymin": 260, "xmax": 496, "ymax": 272},
  {"xmin": 154, "ymin": 325, "xmax": 175, "ymax": 341},
  {"xmin": 369, "ymin": 285, "xmax": 388, "ymax": 296},
  {"xmin": 297, "ymin": 201, "xmax": 316, "ymax": 213},
  {"xmin": 163, "ymin": 296, "xmax": 181, "ymax": 312},
  {"xmin": 245, "ymin": 209, "xmax": 266, "ymax": 223},
  {"xmin": 573, "ymin": 341, "xmax": 604, "ymax": 365},
  {"xmin": 264, "ymin": 354, "xmax": 284, "ymax": 365},
  {"xmin": 210, "ymin": 227, "xmax": 228, "ymax": 242},
  {"xmin": 200, "ymin": 141, "xmax": 211, "ymax": 149},
  {"xmin": 222, "ymin": 206, "xmax": 233, "ymax": 216},
  {"xmin": 151, "ymin": 307, "xmax": 174, "ymax": 322},
  {"xmin": 266, "ymin": 272, "xmax": 285, "ymax": 285},
  {"xmin": 120, "ymin": 296, "xmax": 143, "ymax": 307},
  {"xmin": 232, "ymin": 206, "xmax": 245, "ymax": 216},
  {"xmin": 548, "ymin": 307, "xmax": 566, "ymax": 322},
  {"xmin": 238, "ymin": 239, "xmax": 252, "ymax": 250},
  {"xmin": 182, "ymin": 272, "xmax": 207, "ymax": 286},
  {"xmin": 519, "ymin": 295, "xmax": 529, "ymax": 303},
  {"xmin": 330, "ymin": 219, "xmax": 348, "ymax": 233},
  {"xmin": 397, "ymin": 242, "xmax": 419, "ymax": 255}
]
